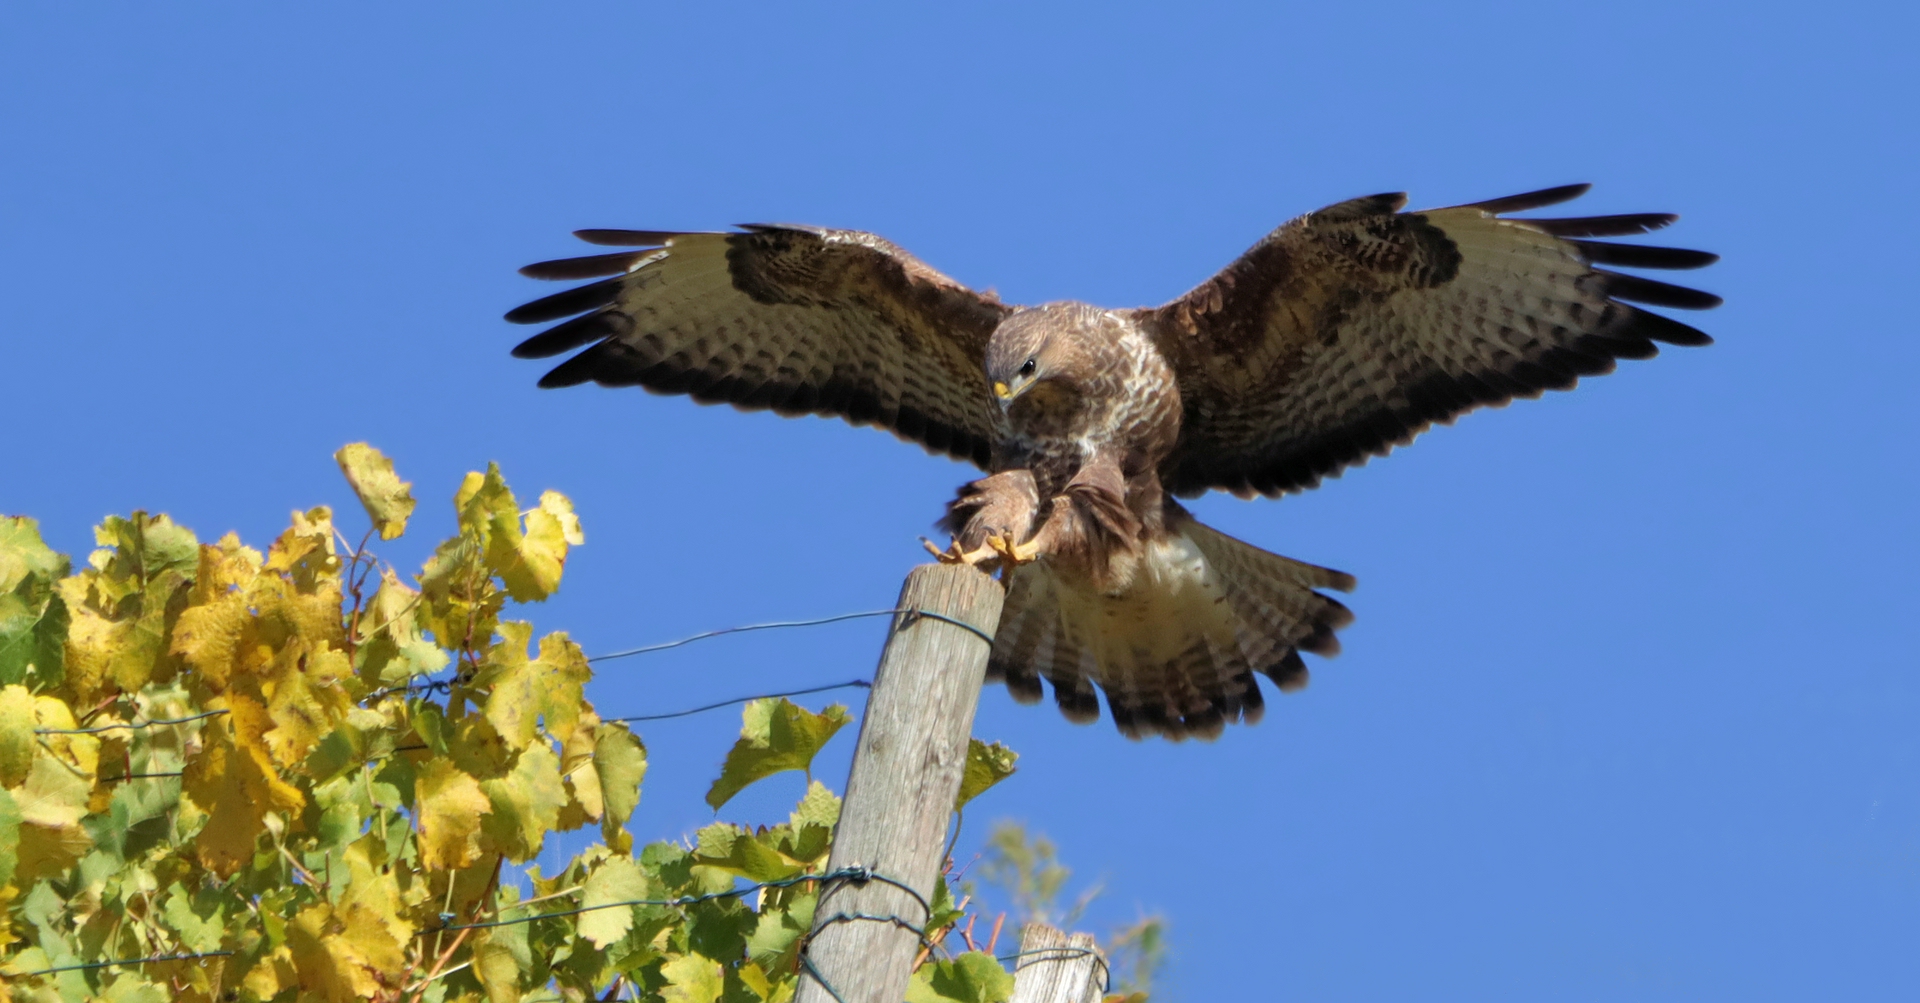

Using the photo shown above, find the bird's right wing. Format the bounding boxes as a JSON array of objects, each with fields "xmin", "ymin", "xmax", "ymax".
[{"xmin": 508, "ymin": 224, "xmax": 1016, "ymax": 468}]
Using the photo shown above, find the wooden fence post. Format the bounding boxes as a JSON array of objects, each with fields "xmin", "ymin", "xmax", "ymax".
[
  {"xmin": 1008, "ymin": 923, "xmax": 1109, "ymax": 1003},
  {"xmin": 793, "ymin": 562, "xmax": 1004, "ymax": 1003}
]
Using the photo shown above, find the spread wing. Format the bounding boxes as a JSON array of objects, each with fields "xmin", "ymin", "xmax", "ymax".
[
  {"xmin": 1131, "ymin": 184, "xmax": 1722, "ymax": 498},
  {"xmin": 507, "ymin": 225, "xmax": 1016, "ymax": 468}
]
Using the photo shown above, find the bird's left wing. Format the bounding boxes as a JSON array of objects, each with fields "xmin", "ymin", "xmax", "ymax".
[
  {"xmin": 507, "ymin": 225, "xmax": 1015, "ymax": 468},
  {"xmin": 1129, "ymin": 184, "xmax": 1721, "ymax": 498}
]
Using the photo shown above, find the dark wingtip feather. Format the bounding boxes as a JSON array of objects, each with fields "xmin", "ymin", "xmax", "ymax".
[
  {"xmin": 519, "ymin": 250, "xmax": 657, "ymax": 281},
  {"xmin": 1318, "ymin": 192, "xmax": 1409, "ymax": 219},
  {"xmin": 1622, "ymin": 306, "xmax": 1715, "ymax": 347},
  {"xmin": 1466, "ymin": 183, "xmax": 1592, "ymax": 215},
  {"xmin": 572, "ymin": 229, "xmax": 680, "ymax": 247},
  {"xmin": 511, "ymin": 310, "xmax": 632, "ymax": 360},
  {"xmin": 1571, "ymin": 241, "xmax": 1719, "ymax": 271},
  {"xmin": 536, "ymin": 355, "xmax": 597, "ymax": 389},
  {"xmin": 1297, "ymin": 622, "xmax": 1342, "ymax": 657},
  {"xmin": 1599, "ymin": 270, "xmax": 1724, "ymax": 310},
  {"xmin": 504, "ymin": 275, "xmax": 626, "ymax": 325},
  {"xmin": 1529, "ymin": 213, "xmax": 1678, "ymax": 237}
]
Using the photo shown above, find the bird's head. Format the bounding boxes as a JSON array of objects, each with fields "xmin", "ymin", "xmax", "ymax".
[{"xmin": 986, "ymin": 303, "xmax": 1111, "ymax": 422}]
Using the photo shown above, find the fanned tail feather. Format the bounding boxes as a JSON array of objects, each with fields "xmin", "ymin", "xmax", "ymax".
[{"xmin": 987, "ymin": 517, "xmax": 1354, "ymax": 741}]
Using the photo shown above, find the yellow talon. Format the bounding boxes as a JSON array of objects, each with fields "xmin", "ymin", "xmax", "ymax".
[
  {"xmin": 924, "ymin": 537, "xmax": 999, "ymax": 567},
  {"xmin": 985, "ymin": 534, "xmax": 1040, "ymax": 567}
]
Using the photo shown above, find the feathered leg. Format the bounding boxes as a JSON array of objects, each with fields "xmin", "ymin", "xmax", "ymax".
[{"xmin": 926, "ymin": 470, "xmax": 1041, "ymax": 569}]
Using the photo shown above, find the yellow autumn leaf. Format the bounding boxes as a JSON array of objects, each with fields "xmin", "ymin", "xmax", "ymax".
[
  {"xmin": 29, "ymin": 694, "xmax": 98, "ymax": 778},
  {"xmin": 241, "ymin": 946, "xmax": 298, "ymax": 1001},
  {"xmin": 261, "ymin": 643, "xmax": 352, "ymax": 767},
  {"xmin": 416, "ymin": 758, "xmax": 491, "ymax": 870},
  {"xmin": 0, "ymin": 685, "xmax": 32, "ymax": 788},
  {"xmin": 169, "ymin": 589, "xmax": 254, "ymax": 689},
  {"xmin": 474, "ymin": 623, "xmax": 589, "ymax": 751},
  {"xmin": 287, "ymin": 902, "xmax": 404, "ymax": 1002},
  {"xmin": 189, "ymin": 532, "xmax": 262, "ymax": 605},
  {"xmin": 53, "ymin": 513, "xmax": 200, "ymax": 699},
  {"xmin": 334, "ymin": 443, "xmax": 417, "ymax": 541},
  {"xmin": 561, "ymin": 710, "xmax": 605, "ymax": 823},
  {"xmin": 336, "ymin": 837, "xmax": 415, "ymax": 947},
  {"xmin": 182, "ymin": 695, "xmax": 304, "ymax": 877},
  {"xmin": 512, "ymin": 490, "xmax": 583, "ymax": 600},
  {"xmin": 264, "ymin": 506, "xmax": 340, "ymax": 594}
]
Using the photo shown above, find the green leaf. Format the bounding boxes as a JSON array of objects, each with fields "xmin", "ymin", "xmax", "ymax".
[
  {"xmin": 660, "ymin": 954, "xmax": 724, "ymax": 1003},
  {"xmin": 790, "ymin": 779, "xmax": 841, "ymax": 830},
  {"xmin": 97, "ymin": 973, "xmax": 170, "ymax": 1003},
  {"xmin": 705, "ymin": 699, "xmax": 851, "ymax": 811},
  {"xmin": 334, "ymin": 443, "xmax": 417, "ymax": 541},
  {"xmin": 354, "ymin": 570, "xmax": 445, "ymax": 686},
  {"xmin": 481, "ymin": 742, "xmax": 569, "ymax": 862},
  {"xmin": 683, "ymin": 898, "xmax": 755, "ymax": 974},
  {"xmin": 925, "ymin": 875, "xmax": 965, "ymax": 939},
  {"xmin": 0, "ymin": 516, "xmax": 69, "ymax": 688},
  {"xmin": 955, "ymin": 739, "xmax": 1019, "ymax": 813},
  {"xmin": 0, "ymin": 787, "xmax": 20, "ymax": 887},
  {"xmin": 579, "ymin": 855, "xmax": 650, "ymax": 949},
  {"xmin": 161, "ymin": 880, "xmax": 227, "ymax": 952},
  {"xmin": 596, "ymin": 722, "xmax": 647, "ymax": 833},
  {"xmin": 471, "ymin": 925, "xmax": 526, "ymax": 1003},
  {"xmin": 905, "ymin": 952, "xmax": 1016, "ymax": 1003},
  {"xmin": 746, "ymin": 892, "xmax": 815, "ymax": 977},
  {"xmin": 693, "ymin": 823, "xmax": 801, "ymax": 883}
]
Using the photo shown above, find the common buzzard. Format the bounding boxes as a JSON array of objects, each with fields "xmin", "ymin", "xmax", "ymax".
[{"xmin": 506, "ymin": 184, "xmax": 1719, "ymax": 740}]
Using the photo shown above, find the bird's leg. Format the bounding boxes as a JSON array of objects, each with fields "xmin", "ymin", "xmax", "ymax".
[{"xmin": 928, "ymin": 470, "xmax": 1042, "ymax": 571}]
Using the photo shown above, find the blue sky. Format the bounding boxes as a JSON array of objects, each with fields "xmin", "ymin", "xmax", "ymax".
[{"xmin": 5, "ymin": 2, "xmax": 1917, "ymax": 999}]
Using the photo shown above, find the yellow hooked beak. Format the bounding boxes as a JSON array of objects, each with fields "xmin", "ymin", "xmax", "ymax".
[{"xmin": 993, "ymin": 381, "xmax": 1012, "ymax": 401}]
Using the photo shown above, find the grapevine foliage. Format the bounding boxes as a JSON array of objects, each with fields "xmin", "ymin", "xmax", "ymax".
[{"xmin": 0, "ymin": 445, "xmax": 1031, "ymax": 1003}]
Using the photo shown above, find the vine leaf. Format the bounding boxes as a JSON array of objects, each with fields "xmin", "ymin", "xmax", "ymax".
[
  {"xmin": 58, "ymin": 512, "xmax": 197, "ymax": 700},
  {"xmin": 472, "ymin": 622, "xmax": 589, "ymax": 751},
  {"xmin": 0, "ymin": 516, "xmax": 70, "ymax": 688},
  {"xmin": 415, "ymin": 758, "xmax": 490, "ymax": 870},
  {"xmin": 334, "ymin": 443, "xmax": 417, "ymax": 541},
  {"xmin": 0, "ymin": 684, "xmax": 33, "ymax": 787},
  {"xmin": 578, "ymin": 855, "xmax": 649, "ymax": 948},
  {"xmin": 659, "ymin": 953, "xmax": 725, "ymax": 1003},
  {"xmin": 906, "ymin": 952, "xmax": 1016, "ymax": 1003},
  {"xmin": 955, "ymin": 739, "xmax": 1018, "ymax": 813},
  {"xmin": 287, "ymin": 901, "xmax": 405, "ymax": 1002},
  {"xmin": 705, "ymin": 698, "xmax": 850, "ymax": 811},
  {"xmin": 481, "ymin": 742, "xmax": 569, "ymax": 862},
  {"xmin": 594, "ymin": 721, "xmax": 646, "ymax": 849}
]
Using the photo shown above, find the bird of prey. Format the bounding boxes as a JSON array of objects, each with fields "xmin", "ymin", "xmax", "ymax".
[{"xmin": 505, "ymin": 184, "xmax": 1719, "ymax": 740}]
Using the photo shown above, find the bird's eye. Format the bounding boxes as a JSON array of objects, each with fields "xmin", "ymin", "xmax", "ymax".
[{"xmin": 1019, "ymin": 358, "xmax": 1037, "ymax": 377}]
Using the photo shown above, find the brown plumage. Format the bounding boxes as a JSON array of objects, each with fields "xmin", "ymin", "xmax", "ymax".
[{"xmin": 507, "ymin": 184, "xmax": 1720, "ymax": 740}]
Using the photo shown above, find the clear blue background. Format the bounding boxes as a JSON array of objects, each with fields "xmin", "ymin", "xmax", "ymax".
[{"xmin": 5, "ymin": 2, "xmax": 1916, "ymax": 999}]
